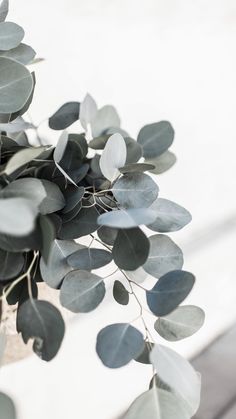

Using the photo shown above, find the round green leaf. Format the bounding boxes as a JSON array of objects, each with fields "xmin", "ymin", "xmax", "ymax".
[
  {"xmin": 112, "ymin": 172, "xmax": 159, "ymax": 208},
  {"xmin": 123, "ymin": 387, "xmax": 189, "ymax": 419},
  {"xmin": 91, "ymin": 105, "xmax": 120, "ymax": 137},
  {"xmin": 0, "ymin": 22, "xmax": 24, "ymax": 51},
  {"xmin": 49, "ymin": 101, "xmax": 80, "ymax": 130},
  {"xmin": 0, "ymin": 197, "xmax": 37, "ymax": 236},
  {"xmin": 143, "ymin": 234, "xmax": 183, "ymax": 279},
  {"xmin": 0, "ymin": 393, "xmax": 16, "ymax": 419},
  {"xmin": 148, "ymin": 198, "xmax": 192, "ymax": 232},
  {"xmin": 125, "ymin": 137, "xmax": 143, "ymax": 164},
  {"xmin": 100, "ymin": 133, "xmax": 127, "ymax": 182},
  {"xmin": 59, "ymin": 206, "xmax": 98, "ymax": 240},
  {"xmin": 60, "ymin": 270, "xmax": 106, "ymax": 313},
  {"xmin": 146, "ymin": 270, "xmax": 195, "ymax": 317},
  {"xmin": 40, "ymin": 179, "xmax": 65, "ymax": 214},
  {"xmin": 145, "ymin": 150, "xmax": 176, "ymax": 174},
  {"xmin": 67, "ymin": 248, "xmax": 112, "ymax": 270},
  {"xmin": 125, "ymin": 267, "xmax": 148, "ymax": 283},
  {"xmin": 154, "ymin": 305, "xmax": 205, "ymax": 341},
  {"xmin": 2, "ymin": 178, "xmax": 46, "ymax": 208},
  {"xmin": 113, "ymin": 280, "xmax": 129, "ymax": 305},
  {"xmin": 97, "ymin": 208, "xmax": 156, "ymax": 229},
  {"xmin": 113, "ymin": 228, "xmax": 150, "ymax": 270},
  {"xmin": 62, "ymin": 186, "xmax": 84, "ymax": 214},
  {"xmin": 0, "ymin": 43, "xmax": 36, "ymax": 64},
  {"xmin": 0, "ymin": 248, "xmax": 24, "ymax": 281},
  {"xmin": 17, "ymin": 299, "xmax": 65, "ymax": 361},
  {"xmin": 135, "ymin": 341, "xmax": 154, "ymax": 364},
  {"xmin": 137, "ymin": 121, "xmax": 174, "ymax": 159},
  {"xmin": 150, "ymin": 345, "xmax": 201, "ymax": 416},
  {"xmin": 0, "ymin": 57, "xmax": 34, "ymax": 114},
  {"xmin": 96, "ymin": 323, "xmax": 144, "ymax": 368},
  {"xmin": 40, "ymin": 239, "xmax": 84, "ymax": 288}
]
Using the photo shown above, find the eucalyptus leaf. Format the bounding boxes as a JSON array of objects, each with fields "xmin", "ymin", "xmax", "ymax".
[
  {"xmin": 97, "ymin": 225, "xmax": 118, "ymax": 245},
  {"xmin": 113, "ymin": 280, "xmax": 129, "ymax": 305},
  {"xmin": 17, "ymin": 299, "xmax": 65, "ymax": 361},
  {"xmin": 150, "ymin": 344, "xmax": 201, "ymax": 416},
  {"xmin": 88, "ymin": 134, "xmax": 110, "ymax": 150},
  {"xmin": 40, "ymin": 179, "xmax": 65, "ymax": 214},
  {"xmin": 143, "ymin": 234, "xmax": 184, "ymax": 279},
  {"xmin": 0, "ymin": 197, "xmax": 37, "ymax": 236},
  {"xmin": 67, "ymin": 248, "xmax": 112, "ymax": 270},
  {"xmin": 137, "ymin": 121, "xmax": 174, "ymax": 159},
  {"xmin": 91, "ymin": 105, "xmax": 120, "ymax": 137},
  {"xmin": 145, "ymin": 150, "xmax": 176, "ymax": 174},
  {"xmin": 125, "ymin": 137, "xmax": 143, "ymax": 164},
  {"xmin": 97, "ymin": 208, "xmax": 156, "ymax": 229},
  {"xmin": 60, "ymin": 270, "xmax": 106, "ymax": 313},
  {"xmin": 2, "ymin": 177, "xmax": 46, "ymax": 208},
  {"xmin": 123, "ymin": 387, "xmax": 189, "ymax": 419},
  {"xmin": 40, "ymin": 239, "xmax": 84, "ymax": 288},
  {"xmin": 62, "ymin": 186, "xmax": 84, "ymax": 213},
  {"xmin": 49, "ymin": 102, "xmax": 80, "ymax": 130},
  {"xmin": 154, "ymin": 305, "xmax": 205, "ymax": 341},
  {"xmin": 0, "ymin": 22, "xmax": 24, "ymax": 51},
  {"xmin": 59, "ymin": 206, "xmax": 98, "ymax": 240},
  {"xmin": 4, "ymin": 145, "xmax": 47, "ymax": 175},
  {"xmin": 96, "ymin": 323, "xmax": 144, "ymax": 368},
  {"xmin": 148, "ymin": 198, "xmax": 192, "ymax": 233},
  {"xmin": 0, "ymin": 393, "xmax": 16, "ymax": 419},
  {"xmin": 53, "ymin": 131, "xmax": 77, "ymax": 186},
  {"xmin": 0, "ymin": 43, "xmax": 36, "ymax": 64},
  {"xmin": 80, "ymin": 93, "xmax": 97, "ymax": 130},
  {"xmin": 135, "ymin": 341, "xmax": 154, "ymax": 364},
  {"xmin": 0, "ymin": 248, "xmax": 24, "ymax": 280},
  {"xmin": 0, "ymin": 116, "xmax": 34, "ymax": 133},
  {"xmin": 146, "ymin": 270, "xmax": 195, "ymax": 316},
  {"xmin": 119, "ymin": 162, "xmax": 155, "ymax": 174},
  {"xmin": 113, "ymin": 228, "xmax": 150, "ymax": 270},
  {"xmin": 39, "ymin": 215, "xmax": 56, "ymax": 264},
  {"xmin": 112, "ymin": 172, "xmax": 158, "ymax": 208},
  {"xmin": 0, "ymin": 57, "xmax": 34, "ymax": 114},
  {"xmin": 0, "ymin": 0, "xmax": 8, "ymax": 22},
  {"xmin": 100, "ymin": 133, "xmax": 127, "ymax": 182},
  {"xmin": 125, "ymin": 267, "xmax": 148, "ymax": 284}
]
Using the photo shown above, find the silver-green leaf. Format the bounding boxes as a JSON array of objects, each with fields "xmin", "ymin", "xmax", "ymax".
[
  {"xmin": 137, "ymin": 121, "xmax": 174, "ymax": 159},
  {"xmin": 0, "ymin": 22, "xmax": 24, "ymax": 51},
  {"xmin": 97, "ymin": 208, "xmax": 156, "ymax": 229},
  {"xmin": 148, "ymin": 198, "xmax": 192, "ymax": 232},
  {"xmin": 100, "ymin": 133, "xmax": 127, "ymax": 182},
  {"xmin": 0, "ymin": 197, "xmax": 37, "ymax": 236}
]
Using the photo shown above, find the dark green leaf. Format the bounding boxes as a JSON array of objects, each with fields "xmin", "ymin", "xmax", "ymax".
[
  {"xmin": 137, "ymin": 121, "xmax": 174, "ymax": 159},
  {"xmin": 97, "ymin": 225, "xmax": 118, "ymax": 245},
  {"xmin": 0, "ymin": 248, "xmax": 24, "ymax": 281},
  {"xmin": 40, "ymin": 239, "xmax": 84, "ymax": 288},
  {"xmin": 113, "ymin": 280, "xmax": 129, "ymax": 305},
  {"xmin": 148, "ymin": 198, "xmax": 192, "ymax": 233},
  {"xmin": 113, "ymin": 228, "xmax": 150, "ymax": 270},
  {"xmin": 67, "ymin": 248, "xmax": 112, "ymax": 270},
  {"xmin": 96, "ymin": 323, "xmax": 144, "ymax": 368},
  {"xmin": 112, "ymin": 172, "xmax": 158, "ymax": 208},
  {"xmin": 60, "ymin": 270, "xmax": 105, "ymax": 313},
  {"xmin": 7, "ymin": 277, "xmax": 38, "ymax": 305},
  {"xmin": 97, "ymin": 208, "xmax": 156, "ymax": 229},
  {"xmin": 17, "ymin": 299, "xmax": 65, "ymax": 361},
  {"xmin": 39, "ymin": 215, "xmax": 56, "ymax": 264},
  {"xmin": 59, "ymin": 206, "xmax": 98, "ymax": 239},
  {"xmin": 49, "ymin": 102, "xmax": 80, "ymax": 130},
  {"xmin": 135, "ymin": 341, "xmax": 154, "ymax": 364},
  {"xmin": 40, "ymin": 179, "xmax": 65, "ymax": 214},
  {"xmin": 62, "ymin": 186, "xmax": 84, "ymax": 213},
  {"xmin": 146, "ymin": 270, "xmax": 195, "ymax": 316},
  {"xmin": 88, "ymin": 134, "xmax": 110, "ymax": 150},
  {"xmin": 143, "ymin": 234, "xmax": 183, "ymax": 278},
  {"xmin": 154, "ymin": 305, "xmax": 205, "ymax": 341},
  {"xmin": 125, "ymin": 137, "xmax": 143, "ymax": 164},
  {"xmin": 119, "ymin": 162, "xmax": 155, "ymax": 173},
  {"xmin": 0, "ymin": 22, "xmax": 24, "ymax": 50}
]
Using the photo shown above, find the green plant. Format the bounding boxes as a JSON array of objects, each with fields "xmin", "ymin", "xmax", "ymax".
[{"xmin": 0, "ymin": 1, "xmax": 205, "ymax": 418}]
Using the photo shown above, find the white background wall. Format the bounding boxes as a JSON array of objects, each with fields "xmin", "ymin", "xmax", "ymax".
[{"xmin": 1, "ymin": 1, "xmax": 236, "ymax": 418}]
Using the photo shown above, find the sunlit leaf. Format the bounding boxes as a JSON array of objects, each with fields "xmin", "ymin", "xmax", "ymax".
[
  {"xmin": 100, "ymin": 133, "xmax": 127, "ymax": 182},
  {"xmin": 148, "ymin": 198, "xmax": 192, "ymax": 232},
  {"xmin": 80, "ymin": 93, "xmax": 97, "ymax": 130},
  {"xmin": 0, "ymin": 22, "xmax": 24, "ymax": 50},
  {"xmin": 91, "ymin": 105, "xmax": 120, "ymax": 137},
  {"xmin": 97, "ymin": 208, "xmax": 156, "ymax": 229},
  {"xmin": 0, "ymin": 197, "xmax": 37, "ymax": 236},
  {"xmin": 4, "ymin": 146, "xmax": 47, "ymax": 175}
]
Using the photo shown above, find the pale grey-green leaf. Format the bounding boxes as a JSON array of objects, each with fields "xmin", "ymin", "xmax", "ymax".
[
  {"xmin": 97, "ymin": 208, "xmax": 156, "ymax": 229},
  {"xmin": 0, "ymin": 197, "xmax": 37, "ymax": 236},
  {"xmin": 2, "ymin": 178, "xmax": 46, "ymax": 208},
  {"xmin": 155, "ymin": 305, "xmax": 205, "ymax": 341},
  {"xmin": 60, "ymin": 270, "xmax": 105, "ymax": 313},
  {"xmin": 100, "ymin": 133, "xmax": 127, "ymax": 182},
  {"xmin": 91, "ymin": 105, "xmax": 120, "ymax": 137},
  {"xmin": 4, "ymin": 146, "xmax": 47, "ymax": 175},
  {"xmin": 0, "ymin": 0, "xmax": 9, "ymax": 22},
  {"xmin": 0, "ymin": 393, "xmax": 16, "ymax": 419},
  {"xmin": 0, "ymin": 57, "xmax": 34, "ymax": 114},
  {"xmin": 148, "ymin": 198, "xmax": 192, "ymax": 232},
  {"xmin": 145, "ymin": 151, "xmax": 176, "ymax": 174},
  {"xmin": 0, "ymin": 22, "xmax": 24, "ymax": 50},
  {"xmin": 143, "ymin": 234, "xmax": 183, "ymax": 278},
  {"xmin": 80, "ymin": 93, "xmax": 97, "ymax": 130},
  {"xmin": 137, "ymin": 121, "xmax": 174, "ymax": 159},
  {"xmin": 0, "ymin": 43, "xmax": 36, "ymax": 64},
  {"xmin": 150, "ymin": 344, "xmax": 201, "ymax": 416}
]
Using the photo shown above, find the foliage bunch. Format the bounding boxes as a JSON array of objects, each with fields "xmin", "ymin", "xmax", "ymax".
[{"xmin": 0, "ymin": 1, "xmax": 205, "ymax": 418}]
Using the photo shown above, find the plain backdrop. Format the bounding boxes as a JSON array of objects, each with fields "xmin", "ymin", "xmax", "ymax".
[{"xmin": 0, "ymin": 1, "xmax": 236, "ymax": 418}]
